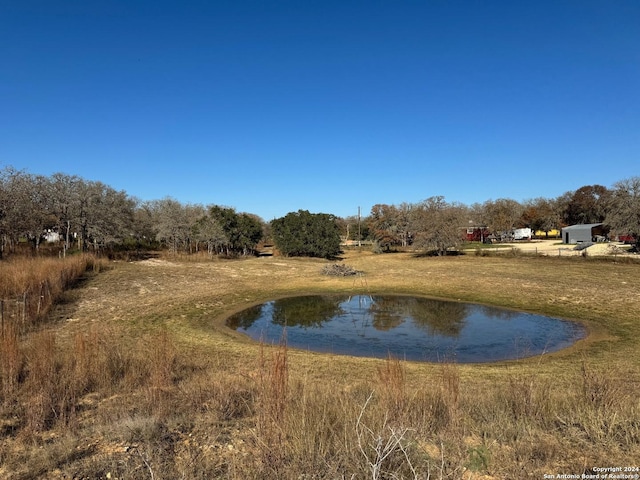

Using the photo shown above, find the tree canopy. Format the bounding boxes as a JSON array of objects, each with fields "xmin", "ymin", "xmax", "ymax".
[
  {"xmin": 271, "ymin": 210, "xmax": 341, "ymax": 259},
  {"xmin": 0, "ymin": 167, "xmax": 264, "ymax": 258},
  {"xmin": 411, "ymin": 196, "xmax": 467, "ymax": 255}
]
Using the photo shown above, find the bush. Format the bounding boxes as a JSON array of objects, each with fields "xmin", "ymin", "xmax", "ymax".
[{"xmin": 271, "ymin": 210, "xmax": 341, "ymax": 259}]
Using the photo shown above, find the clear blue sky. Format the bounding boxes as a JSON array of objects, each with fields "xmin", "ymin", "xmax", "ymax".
[{"xmin": 2, "ymin": 1, "xmax": 639, "ymax": 220}]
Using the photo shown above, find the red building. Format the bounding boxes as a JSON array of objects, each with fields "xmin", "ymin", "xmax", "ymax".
[{"xmin": 465, "ymin": 227, "xmax": 491, "ymax": 243}]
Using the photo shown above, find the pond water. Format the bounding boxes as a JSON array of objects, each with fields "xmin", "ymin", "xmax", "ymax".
[{"xmin": 226, "ymin": 295, "xmax": 586, "ymax": 363}]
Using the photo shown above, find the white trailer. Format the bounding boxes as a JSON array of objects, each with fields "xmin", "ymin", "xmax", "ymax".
[{"xmin": 512, "ymin": 228, "xmax": 532, "ymax": 240}]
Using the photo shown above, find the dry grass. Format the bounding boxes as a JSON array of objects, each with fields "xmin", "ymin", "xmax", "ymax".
[
  {"xmin": 0, "ymin": 254, "xmax": 105, "ymax": 332},
  {"xmin": 1, "ymin": 250, "xmax": 639, "ymax": 478}
]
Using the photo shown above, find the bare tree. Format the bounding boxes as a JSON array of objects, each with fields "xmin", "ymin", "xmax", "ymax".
[
  {"xmin": 0, "ymin": 167, "xmax": 25, "ymax": 257},
  {"xmin": 194, "ymin": 214, "xmax": 227, "ymax": 256},
  {"xmin": 184, "ymin": 203, "xmax": 207, "ymax": 253},
  {"xmin": 605, "ymin": 177, "xmax": 640, "ymax": 248},
  {"xmin": 396, "ymin": 202, "xmax": 414, "ymax": 248},
  {"xmin": 466, "ymin": 202, "xmax": 491, "ymax": 243},
  {"xmin": 22, "ymin": 173, "xmax": 56, "ymax": 250},
  {"xmin": 87, "ymin": 185, "xmax": 136, "ymax": 249},
  {"xmin": 0, "ymin": 168, "xmax": 56, "ymax": 255},
  {"xmin": 411, "ymin": 196, "xmax": 467, "ymax": 255},
  {"xmin": 483, "ymin": 198, "xmax": 523, "ymax": 240},
  {"xmin": 150, "ymin": 198, "xmax": 192, "ymax": 254},
  {"xmin": 49, "ymin": 173, "xmax": 83, "ymax": 255},
  {"xmin": 67, "ymin": 180, "xmax": 136, "ymax": 252},
  {"xmin": 520, "ymin": 197, "xmax": 562, "ymax": 237}
]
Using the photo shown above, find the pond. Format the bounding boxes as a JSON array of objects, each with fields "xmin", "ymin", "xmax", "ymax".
[{"xmin": 226, "ymin": 295, "xmax": 586, "ymax": 363}]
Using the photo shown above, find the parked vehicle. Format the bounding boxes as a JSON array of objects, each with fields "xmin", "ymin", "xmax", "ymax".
[{"xmin": 512, "ymin": 228, "xmax": 532, "ymax": 240}]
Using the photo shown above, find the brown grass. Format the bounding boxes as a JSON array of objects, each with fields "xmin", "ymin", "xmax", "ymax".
[
  {"xmin": 1, "ymin": 250, "xmax": 639, "ymax": 478},
  {"xmin": 0, "ymin": 254, "xmax": 105, "ymax": 332}
]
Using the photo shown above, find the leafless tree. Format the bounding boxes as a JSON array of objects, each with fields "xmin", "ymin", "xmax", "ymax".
[
  {"xmin": 605, "ymin": 176, "xmax": 640, "ymax": 247},
  {"xmin": 520, "ymin": 197, "xmax": 562, "ymax": 237},
  {"xmin": 411, "ymin": 196, "xmax": 467, "ymax": 255},
  {"xmin": 88, "ymin": 185, "xmax": 136, "ymax": 249},
  {"xmin": 194, "ymin": 214, "xmax": 228, "ymax": 256},
  {"xmin": 49, "ymin": 173, "xmax": 82, "ymax": 255},
  {"xmin": 69, "ymin": 180, "xmax": 135, "ymax": 252},
  {"xmin": 0, "ymin": 168, "xmax": 56, "ymax": 255},
  {"xmin": 149, "ymin": 198, "xmax": 193, "ymax": 254},
  {"xmin": 483, "ymin": 198, "xmax": 523, "ymax": 240},
  {"xmin": 0, "ymin": 167, "xmax": 25, "ymax": 257}
]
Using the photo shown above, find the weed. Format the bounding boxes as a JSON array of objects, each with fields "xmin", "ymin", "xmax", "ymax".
[
  {"xmin": 377, "ymin": 354, "xmax": 406, "ymax": 419},
  {"xmin": 145, "ymin": 331, "xmax": 178, "ymax": 416},
  {"xmin": 438, "ymin": 362, "xmax": 461, "ymax": 432},
  {"xmin": 0, "ymin": 322, "xmax": 22, "ymax": 405},
  {"xmin": 255, "ymin": 338, "xmax": 289, "ymax": 477},
  {"xmin": 581, "ymin": 360, "xmax": 624, "ymax": 413},
  {"xmin": 355, "ymin": 392, "xmax": 417, "ymax": 480}
]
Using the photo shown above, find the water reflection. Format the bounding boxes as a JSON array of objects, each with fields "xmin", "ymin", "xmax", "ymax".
[
  {"xmin": 271, "ymin": 295, "xmax": 345, "ymax": 327},
  {"xmin": 225, "ymin": 295, "xmax": 585, "ymax": 363}
]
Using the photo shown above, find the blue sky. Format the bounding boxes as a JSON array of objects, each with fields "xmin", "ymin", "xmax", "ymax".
[{"xmin": 2, "ymin": 1, "xmax": 639, "ymax": 220}]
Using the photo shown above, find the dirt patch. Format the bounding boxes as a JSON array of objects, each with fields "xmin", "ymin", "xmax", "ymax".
[
  {"xmin": 493, "ymin": 239, "xmax": 632, "ymax": 256},
  {"xmin": 138, "ymin": 258, "xmax": 180, "ymax": 267}
]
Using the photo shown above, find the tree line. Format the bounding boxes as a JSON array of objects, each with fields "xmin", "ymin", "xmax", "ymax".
[
  {"xmin": 0, "ymin": 167, "xmax": 262, "ymax": 259},
  {"xmin": 355, "ymin": 181, "xmax": 640, "ymax": 254},
  {"xmin": 1, "ymin": 166, "xmax": 639, "ymax": 259}
]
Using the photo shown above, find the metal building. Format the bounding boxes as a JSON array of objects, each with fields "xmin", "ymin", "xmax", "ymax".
[{"xmin": 561, "ymin": 223, "xmax": 608, "ymax": 244}]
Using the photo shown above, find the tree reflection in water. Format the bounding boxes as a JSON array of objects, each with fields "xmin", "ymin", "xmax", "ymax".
[
  {"xmin": 225, "ymin": 295, "xmax": 585, "ymax": 363},
  {"xmin": 226, "ymin": 304, "xmax": 265, "ymax": 330},
  {"xmin": 271, "ymin": 295, "xmax": 345, "ymax": 327},
  {"xmin": 406, "ymin": 298, "xmax": 468, "ymax": 337}
]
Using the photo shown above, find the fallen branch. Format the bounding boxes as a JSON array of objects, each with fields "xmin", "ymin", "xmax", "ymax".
[{"xmin": 321, "ymin": 264, "xmax": 362, "ymax": 276}]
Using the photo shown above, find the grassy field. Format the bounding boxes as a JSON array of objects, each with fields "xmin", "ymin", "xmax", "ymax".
[{"xmin": 1, "ymin": 250, "xmax": 639, "ymax": 479}]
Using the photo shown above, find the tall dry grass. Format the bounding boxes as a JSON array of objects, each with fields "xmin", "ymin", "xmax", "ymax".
[
  {"xmin": 0, "ymin": 254, "xmax": 105, "ymax": 332},
  {"xmin": 0, "ymin": 322, "xmax": 21, "ymax": 406},
  {"xmin": 1, "ymin": 327, "xmax": 639, "ymax": 479},
  {"xmin": 253, "ymin": 339, "xmax": 290, "ymax": 477}
]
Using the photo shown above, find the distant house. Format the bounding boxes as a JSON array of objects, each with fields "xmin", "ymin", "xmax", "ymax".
[
  {"xmin": 43, "ymin": 230, "xmax": 61, "ymax": 243},
  {"xmin": 561, "ymin": 223, "xmax": 609, "ymax": 244},
  {"xmin": 465, "ymin": 227, "xmax": 491, "ymax": 242}
]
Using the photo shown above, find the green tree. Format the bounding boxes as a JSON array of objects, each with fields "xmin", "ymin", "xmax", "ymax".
[
  {"xmin": 558, "ymin": 184, "xmax": 611, "ymax": 226},
  {"xmin": 367, "ymin": 204, "xmax": 404, "ymax": 251},
  {"xmin": 208, "ymin": 206, "xmax": 263, "ymax": 256},
  {"xmin": 271, "ymin": 210, "xmax": 341, "ymax": 259},
  {"xmin": 235, "ymin": 213, "xmax": 264, "ymax": 255}
]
